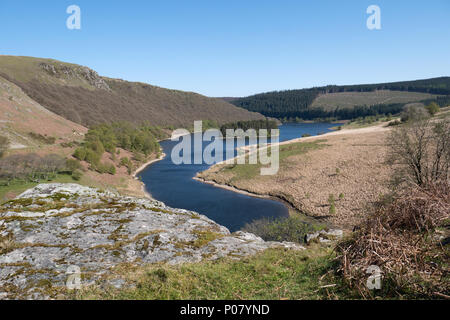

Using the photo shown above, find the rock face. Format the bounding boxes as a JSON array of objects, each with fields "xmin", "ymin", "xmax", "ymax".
[
  {"xmin": 39, "ymin": 63, "xmax": 111, "ymax": 91},
  {"xmin": 0, "ymin": 184, "xmax": 304, "ymax": 299},
  {"xmin": 305, "ymin": 229, "xmax": 344, "ymax": 244}
]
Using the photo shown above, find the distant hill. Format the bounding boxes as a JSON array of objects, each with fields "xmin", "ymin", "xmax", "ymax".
[
  {"xmin": 230, "ymin": 77, "xmax": 450, "ymax": 120},
  {"xmin": 0, "ymin": 56, "xmax": 264, "ymax": 128},
  {"xmin": 219, "ymin": 97, "xmax": 240, "ymax": 103}
]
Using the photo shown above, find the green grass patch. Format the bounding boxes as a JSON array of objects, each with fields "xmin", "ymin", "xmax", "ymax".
[
  {"xmin": 0, "ymin": 174, "xmax": 84, "ymax": 202},
  {"xmin": 223, "ymin": 140, "xmax": 328, "ymax": 182},
  {"xmin": 76, "ymin": 247, "xmax": 354, "ymax": 300}
]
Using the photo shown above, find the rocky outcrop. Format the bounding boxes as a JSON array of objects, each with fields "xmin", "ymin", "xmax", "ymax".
[
  {"xmin": 305, "ymin": 229, "xmax": 344, "ymax": 244},
  {"xmin": 39, "ymin": 63, "xmax": 111, "ymax": 91},
  {"xmin": 0, "ymin": 184, "xmax": 304, "ymax": 299}
]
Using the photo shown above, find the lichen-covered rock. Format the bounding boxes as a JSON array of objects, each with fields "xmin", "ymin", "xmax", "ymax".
[
  {"xmin": 305, "ymin": 228, "xmax": 344, "ymax": 244},
  {"xmin": 39, "ymin": 63, "xmax": 111, "ymax": 91},
  {"xmin": 0, "ymin": 184, "xmax": 304, "ymax": 299}
]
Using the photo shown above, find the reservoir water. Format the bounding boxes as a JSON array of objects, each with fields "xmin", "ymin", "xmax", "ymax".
[{"xmin": 139, "ymin": 123, "xmax": 339, "ymax": 232}]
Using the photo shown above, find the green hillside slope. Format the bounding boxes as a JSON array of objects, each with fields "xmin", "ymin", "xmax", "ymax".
[{"xmin": 0, "ymin": 56, "xmax": 264, "ymax": 127}]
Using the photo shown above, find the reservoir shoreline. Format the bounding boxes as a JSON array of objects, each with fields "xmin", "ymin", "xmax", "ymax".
[{"xmin": 138, "ymin": 123, "xmax": 340, "ymax": 231}]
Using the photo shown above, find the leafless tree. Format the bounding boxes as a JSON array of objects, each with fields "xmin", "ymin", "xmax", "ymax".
[
  {"xmin": 0, "ymin": 153, "xmax": 67, "ymax": 184},
  {"xmin": 387, "ymin": 117, "xmax": 450, "ymax": 187}
]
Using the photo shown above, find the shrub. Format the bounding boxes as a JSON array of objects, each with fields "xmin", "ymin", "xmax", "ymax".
[
  {"xmin": 71, "ymin": 169, "xmax": 83, "ymax": 181},
  {"xmin": 242, "ymin": 216, "xmax": 316, "ymax": 244},
  {"xmin": 329, "ymin": 203, "xmax": 336, "ymax": 215},
  {"xmin": 0, "ymin": 135, "xmax": 9, "ymax": 158},
  {"xmin": 73, "ymin": 148, "xmax": 87, "ymax": 161},
  {"xmin": 66, "ymin": 159, "xmax": 83, "ymax": 173},
  {"xmin": 28, "ymin": 132, "xmax": 56, "ymax": 145},
  {"xmin": 120, "ymin": 157, "xmax": 130, "ymax": 167},
  {"xmin": 60, "ymin": 141, "xmax": 77, "ymax": 148},
  {"xmin": 133, "ymin": 152, "xmax": 145, "ymax": 162},
  {"xmin": 95, "ymin": 162, "xmax": 116, "ymax": 175},
  {"xmin": 328, "ymin": 194, "xmax": 335, "ymax": 204},
  {"xmin": 108, "ymin": 164, "xmax": 116, "ymax": 175},
  {"xmin": 400, "ymin": 104, "xmax": 429, "ymax": 122},
  {"xmin": 425, "ymin": 102, "xmax": 440, "ymax": 116},
  {"xmin": 85, "ymin": 149, "xmax": 101, "ymax": 166},
  {"xmin": 387, "ymin": 120, "xmax": 402, "ymax": 127},
  {"xmin": 336, "ymin": 182, "xmax": 449, "ymax": 298}
]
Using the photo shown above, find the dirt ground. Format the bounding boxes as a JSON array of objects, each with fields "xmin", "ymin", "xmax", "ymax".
[{"xmin": 198, "ymin": 125, "xmax": 394, "ymax": 229}]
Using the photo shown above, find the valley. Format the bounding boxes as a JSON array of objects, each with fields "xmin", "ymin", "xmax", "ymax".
[{"xmin": 0, "ymin": 54, "xmax": 448, "ymax": 301}]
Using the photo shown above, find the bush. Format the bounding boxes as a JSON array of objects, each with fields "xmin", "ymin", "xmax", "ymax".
[
  {"xmin": 95, "ymin": 162, "xmax": 116, "ymax": 175},
  {"xmin": 28, "ymin": 132, "xmax": 56, "ymax": 145},
  {"xmin": 73, "ymin": 148, "xmax": 87, "ymax": 161},
  {"xmin": 336, "ymin": 182, "xmax": 449, "ymax": 298},
  {"xmin": 387, "ymin": 120, "xmax": 402, "ymax": 127},
  {"xmin": 108, "ymin": 164, "xmax": 116, "ymax": 175},
  {"xmin": 329, "ymin": 204, "xmax": 336, "ymax": 215},
  {"xmin": 400, "ymin": 105, "xmax": 429, "ymax": 122},
  {"xmin": 120, "ymin": 157, "xmax": 130, "ymax": 167},
  {"xmin": 66, "ymin": 159, "xmax": 83, "ymax": 173},
  {"xmin": 85, "ymin": 149, "xmax": 101, "ymax": 166},
  {"xmin": 60, "ymin": 141, "xmax": 76, "ymax": 148},
  {"xmin": 71, "ymin": 170, "xmax": 83, "ymax": 181},
  {"xmin": 0, "ymin": 136, "xmax": 9, "ymax": 158},
  {"xmin": 425, "ymin": 102, "xmax": 440, "ymax": 116},
  {"xmin": 242, "ymin": 216, "xmax": 316, "ymax": 244}
]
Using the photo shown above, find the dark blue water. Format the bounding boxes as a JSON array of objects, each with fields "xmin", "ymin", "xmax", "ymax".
[{"xmin": 139, "ymin": 123, "xmax": 338, "ymax": 231}]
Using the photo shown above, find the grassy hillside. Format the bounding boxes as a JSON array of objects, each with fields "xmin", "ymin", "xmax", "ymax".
[
  {"xmin": 231, "ymin": 77, "xmax": 450, "ymax": 120},
  {"xmin": 0, "ymin": 56, "xmax": 264, "ymax": 128},
  {"xmin": 310, "ymin": 90, "xmax": 437, "ymax": 111},
  {"xmin": 0, "ymin": 73, "xmax": 87, "ymax": 149}
]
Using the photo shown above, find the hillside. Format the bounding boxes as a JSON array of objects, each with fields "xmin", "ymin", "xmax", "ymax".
[
  {"xmin": 0, "ymin": 74, "xmax": 87, "ymax": 149},
  {"xmin": 0, "ymin": 56, "xmax": 264, "ymax": 128},
  {"xmin": 231, "ymin": 77, "xmax": 450, "ymax": 120}
]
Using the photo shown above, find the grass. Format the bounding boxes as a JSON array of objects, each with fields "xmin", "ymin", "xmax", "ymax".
[
  {"xmin": 311, "ymin": 90, "xmax": 438, "ymax": 111},
  {"xmin": 75, "ymin": 246, "xmax": 355, "ymax": 300},
  {"xmin": 337, "ymin": 116, "xmax": 397, "ymax": 129},
  {"xmin": 0, "ymin": 55, "xmax": 92, "ymax": 87},
  {"xmin": 0, "ymin": 55, "xmax": 263, "ymax": 128},
  {"xmin": 0, "ymin": 174, "xmax": 90, "ymax": 202},
  {"xmin": 223, "ymin": 140, "xmax": 328, "ymax": 182}
]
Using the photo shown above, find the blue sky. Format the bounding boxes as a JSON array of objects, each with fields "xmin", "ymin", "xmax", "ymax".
[{"xmin": 0, "ymin": 0, "xmax": 449, "ymax": 96}]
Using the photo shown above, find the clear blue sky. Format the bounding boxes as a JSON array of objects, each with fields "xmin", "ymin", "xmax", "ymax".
[{"xmin": 0, "ymin": 0, "xmax": 449, "ymax": 97}]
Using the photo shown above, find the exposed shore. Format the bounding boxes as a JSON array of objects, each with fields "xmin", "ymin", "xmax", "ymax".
[
  {"xmin": 131, "ymin": 152, "xmax": 167, "ymax": 199},
  {"xmin": 196, "ymin": 122, "xmax": 393, "ymax": 229},
  {"xmin": 193, "ymin": 176, "xmax": 272, "ymax": 200}
]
